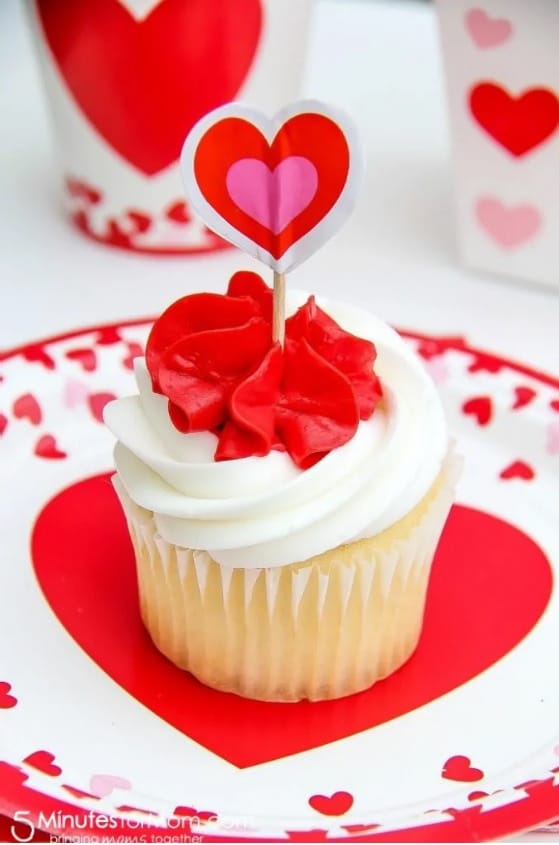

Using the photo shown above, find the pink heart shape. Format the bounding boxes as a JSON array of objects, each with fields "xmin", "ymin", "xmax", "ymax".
[
  {"xmin": 64, "ymin": 379, "xmax": 90, "ymax": 408},
  {"xmin": 547, "ymin": 420, "xmax": 559, "ymax": 455},
  {"xmin": 475, "ymin": 197, "xmax": 541, "ymax": 249},
  {"xmin": 226, "ymin": 156, "xmax": 318, "ymax": 235},
  {"xmin": 89, "ymin": 774, "xmax": 131, "ymax": 798},
  {"xmin": 465, "ymin": 8, "xmax": 512, "ymax": 49}
]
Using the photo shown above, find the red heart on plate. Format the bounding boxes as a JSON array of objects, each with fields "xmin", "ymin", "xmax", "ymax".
[
  {"xmin": 462, "ymin": 395, "xmax": 492, "ymax": 426},
  {"xmin": 0, "ymin": 682, "xmax": 17, "ymax": 709},
  {"xmin": 469, "ymin": 83, "xmax": 559, "ymax": 157},
  {"xmin": 23, "ymin": 751, "xmax": 62, "ymax": 777},
  {"xmin": 500, "ymin": 460, "xmax": 535, "ymax": 481},
  {"xmin": 512, "ymin": 386, "xmax": 537, "ymax": 410},
  {"xmin": 37, "ymin": 0, "xmax": 262, "ymax": 175},
  {"xmin": 442, "ymin": 755, "xmax": 484, "ymax": 783},
  {"xmin": 65, "ymin": 348, "xmax": 97, "ymax": 373},
  {"xmin": 184, "ymin": 106, "xmax": 355, "ymax": 270},
  {"xmin": 309, "ymin": 791, "xmax": 354, "ymax": 817},
  {"xmin": 13, "ymin": 393, "xmax": 42, "ymax": 426},
  {"xmin": 87, "ymin": 393, "xmax": 117, "ymax": 424},
  {"xmin": 31, "ymin": 475, "xmax": 551, "ymax": 768},
  {"xmin": 34, "ymin": 435, "xmax": 67, "ymax": 461}
]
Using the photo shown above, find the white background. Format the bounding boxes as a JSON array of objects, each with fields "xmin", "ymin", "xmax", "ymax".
[{"xmin": 1, "ymin": 0, "xmax": 558, "ymax": 840}]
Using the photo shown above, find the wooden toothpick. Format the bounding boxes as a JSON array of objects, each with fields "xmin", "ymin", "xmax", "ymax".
[{"xmin": 272, "ymin": 271, "xmax": 286, "ymax": 347}]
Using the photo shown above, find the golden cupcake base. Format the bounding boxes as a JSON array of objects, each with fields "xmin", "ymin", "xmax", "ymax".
[{"xmin": 115, "ymin": 451, "xmax": 460, "ymax": 702}]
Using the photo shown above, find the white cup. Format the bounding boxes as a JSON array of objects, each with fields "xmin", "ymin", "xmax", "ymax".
[{"xmin": 28, "ymin": 0, "xmax": 314, "ymax": 255}]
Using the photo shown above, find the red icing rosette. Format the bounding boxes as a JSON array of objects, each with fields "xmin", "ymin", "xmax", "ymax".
[{"xmin": 146, "ymin": 272, "xmax": 382, "ymax": 468}]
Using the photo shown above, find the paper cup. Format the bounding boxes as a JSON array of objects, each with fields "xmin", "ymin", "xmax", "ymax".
[
  {"xmin": 113, "ymin": 449, "xmax": 460, "ymax": 702},
  {"xmin": 435, "ymin": 0, "xmax": 559, "ymax": 290},
  {"xmin": 28, "ymin": 0, "xmax": 314, "ymax": 254}
]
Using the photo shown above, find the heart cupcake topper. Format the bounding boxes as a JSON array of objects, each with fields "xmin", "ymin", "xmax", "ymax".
[{"xmin": 180, "ymin": 100, "xmax": 363, "ymax": 275}]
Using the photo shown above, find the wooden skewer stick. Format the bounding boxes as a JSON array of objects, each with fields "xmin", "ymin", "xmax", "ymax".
[{"xmin": 272, "ymin": 271, "xmax": 286, "ymax": 347}]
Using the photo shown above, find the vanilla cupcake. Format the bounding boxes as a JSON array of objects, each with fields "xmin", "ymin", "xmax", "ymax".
[{"xmin": 104, "ymin": 273, "xmax": 459, "ymax": 702}]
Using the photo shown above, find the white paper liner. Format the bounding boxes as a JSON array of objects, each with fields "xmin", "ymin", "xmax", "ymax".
[{"xmin": 113, "ymin": 449, "xmax": 461, "ymax": 702}]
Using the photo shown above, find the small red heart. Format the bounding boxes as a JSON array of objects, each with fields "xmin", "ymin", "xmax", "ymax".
[
  {"xmin": 123, "ymin": 342, "xmax": 144, "ymax": 371},
  {"xmin": 65, "ymin": 348, "xmax": 98, "ymax": 372},
  {"xmin": 462, "ymin": 396, "xmax": 492, "ymax": 426},
  {"xmin": 0, "ymin": 682, "xmax": 17, "ymax": 709},
  {"xmin": 0, "ymin": 414, "xmax": 7, "ymax": 436},
  {"xmin": 22, "ymin": 345, "xmax": 55, "ymax": 370},
  {"xmin": 173, "ymin": 806, "xmax": 218, "ymax": 824},
  {"xmin": 34, "ymin": 435, "xmax": 67, "ymax": 461},
  {"xmin": 442, "ymin": 755, "xmax": 484, "ymax": 783},
  {"xmin": 95, "ymin": 327, "xmax": 122, "ymax": 346},
  {"xmin": 550, "ymin": 399, "xmax": 559, "ymax": 413},
  {"xmin": 23, "ymin": 751, "xmax": 62, "ymax": 777},
  {"xmin": 308, "ymin": 791, "xmax": 354, "ymax": 816},
  {"xmin": 500, "ymin": 460, "xmax": 535, "ymax": 481},
  {"xmin": 88, "ymin": 392, "xmax": 117, "ymax": 423},
  {"xmin": 468, "ymin": 790, "xmax": 490, "ymax": 801},
  {"xmin": 512, "ymin": 386, "xmax": 537, "ymax": 410},
  {"xmin": 468, "ymin": 353, "xmax": 503, "ymax": 374},
  {"xmin": 166, "ymin": 200, "xmax": 192, "ymax": 224},
  {"xmin": 12, "ymin": 393, "xmax": 42, "ymax": 425},
  {"xmin": 469, "ymin": 83, "xmax": 559, "ymax": 157},
  {"xmin": 126, "ymin": 210, "xmax": 151, "ymax": 234},
  {"xmin": 65, "ymin": 177, "xmax": 102, "ymax": 205}
]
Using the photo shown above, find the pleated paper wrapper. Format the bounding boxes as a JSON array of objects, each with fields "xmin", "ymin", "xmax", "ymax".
[{"xmin": 113, "ymin": 450, "xmax": 461, "ymax": 702}]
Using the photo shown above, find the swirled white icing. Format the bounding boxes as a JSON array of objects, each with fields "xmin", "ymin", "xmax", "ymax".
[{"xmin": 104, "ymin": 292, "xmax": 448, "ymax": 568}]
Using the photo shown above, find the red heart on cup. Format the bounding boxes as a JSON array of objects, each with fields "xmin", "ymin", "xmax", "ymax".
[
  {"xmin": 309, "ymin": 791, "xmax": 354, "ymax": 817},
  {"xmin": 31, "ymin": 475, "xmax": 551, "ymax": 768},
  {"xmin": 36, "ymin": 0, "xmax": 262, "ymax": 175},
  {"xmin": 469, "ymin": 83, "xmax": 559, "ymax": 157},
  {"xmin": 442, "ymin": 755, "xmax": 484, "ymax": 783},
  {"xmin": 182, "ymin": 104, "xmax": 361, "ymax": 272}
]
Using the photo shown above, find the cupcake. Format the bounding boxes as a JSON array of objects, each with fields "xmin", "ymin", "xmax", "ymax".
[{"xmin": 104, "ymin": 271, "xmax": 460, "ymax": 702}]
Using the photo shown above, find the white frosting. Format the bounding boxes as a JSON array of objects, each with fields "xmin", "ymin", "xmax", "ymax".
[{"xmin": 104, "ymin": 292, "xmax": 448, "ymax": 568}]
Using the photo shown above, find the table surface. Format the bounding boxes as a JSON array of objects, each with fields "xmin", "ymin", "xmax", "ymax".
[{"xmin": 0, "ymin": 0, "xmax": 557, "ymax": 841}]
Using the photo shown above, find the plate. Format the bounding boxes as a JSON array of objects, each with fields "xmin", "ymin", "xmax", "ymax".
[{"xmin": 1, "ymin": 320, "xmax": 559, "ymax": 843}]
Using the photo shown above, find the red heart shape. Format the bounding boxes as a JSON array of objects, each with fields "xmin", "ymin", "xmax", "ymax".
[
  {"xmin": 462, "ymin": 395, "xmax": 492, "ymax": 426},
  {"xmin": 88, "ymin": 392, "xmax": 117, "ymax": 424},
  {"xmin": 191, "ymin": 112, "xmax": 350, "ymax": 261},
  {"xmin": 0, "ymin": 682, "xmax": 17, "ymax": 709},
  {"xmin": 37, "ymin": 0, "xmax": 262, "ymax": 175},
  {"xmin": 34, "ymin": 435, "xmax": 67, "ymax": 461},
  {"xmin": 309, "ymin": 791, "xmax": 354, "ymax": 817},
  {"xmin": 65, "ymin": 348, "xmax": 97, "ymax": 373},
  {"xmin": 500, "ymin": 460, "xmax": 535, "ymax": 481},
  {"xmin": 0, "ymin": 414, "xmax": 8, "ymax": 436},
  {"xmin": 469, "ymin": 83, "xmax": 559, "ymax": 157},
  {"xmin": 23, "ymin": 751, "xmax": 62, "ymax": 777},
  {"xmin": 442, "ymin": 755, "xmax": 484, "ymax": 783},
  {"xmin": 126, "ymin": 211, "xmax": 151, "ymax": 235},
  {"xmin": 166, "ymin": 201, "xmax": 191, "ymax": 225},
  {"xmin": 12, "ymin": 393, "xmax": 42, "ymax": 426},
  {"xmin": 30, "ymin": 475, "xmax": 551, "ymax": 768},
  {"xmin": 513, "ymin": 386, "xmax": 537, "ymax": 410}
]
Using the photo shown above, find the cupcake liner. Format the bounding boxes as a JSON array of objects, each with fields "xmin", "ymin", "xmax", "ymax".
[{"xmin": 114, "ymin": 448, "xmax": 461, "ymax": 702}]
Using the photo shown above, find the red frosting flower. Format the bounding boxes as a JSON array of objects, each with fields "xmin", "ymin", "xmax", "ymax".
[{"xmin": 146, "ymin": 272, "xmax": 383, "ymax": 469}]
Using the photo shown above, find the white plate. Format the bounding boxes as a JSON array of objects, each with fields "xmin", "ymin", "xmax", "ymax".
[{"xmin": 1, "ymin": 321, "xmax": 558, "ymax": 842}]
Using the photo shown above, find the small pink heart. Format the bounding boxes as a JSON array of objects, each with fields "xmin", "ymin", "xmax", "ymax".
[
  {"xmin": 547, "ymin": 420, "xmax": 559, "ymax": 455},
  {"xmin": 424, "ymin": 357, "xmax": 449, "ymax": 384},
  {"xmin": 465, "ymin": 8, "xmax": 512, "ymax": 49},
  {"xmin": 475, "ymin": 197, "xmax": 541, "ymax": 249},
  {"xmin": 64, "ymin": 380, "xmax": 89, "ymax": 408},
  {"xmin": 226, "ymin": 156, "xmax": 318, "ymax": 235},
  {"xmin": 89, "ymin": 774, "xmax": 131, "ymax": 798}
]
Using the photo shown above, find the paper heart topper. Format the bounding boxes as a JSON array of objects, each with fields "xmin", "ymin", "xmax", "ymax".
[{"xmin": 180, "ymin": 100, "xmax": 363, "ymax": 274}]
